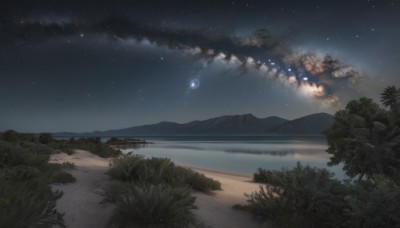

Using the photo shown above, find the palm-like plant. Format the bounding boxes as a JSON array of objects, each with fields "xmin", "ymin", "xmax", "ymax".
[
  {"xmin": 381, "ymin": 86, "xmax": 400, "ymax": 106},
  {"xmin": 381, "ymin": 86, "xmax": 400, "ymax": 115}
]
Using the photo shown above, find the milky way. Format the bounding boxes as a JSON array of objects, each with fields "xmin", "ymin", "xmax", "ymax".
[{"xmin": 1, "ymin": 17, "xmax": 363, "ymax": 106}]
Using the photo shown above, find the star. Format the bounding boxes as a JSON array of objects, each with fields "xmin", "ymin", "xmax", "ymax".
[{"xmin": 189, "ymin": 79, "xmax": 200, "ymax": 90}]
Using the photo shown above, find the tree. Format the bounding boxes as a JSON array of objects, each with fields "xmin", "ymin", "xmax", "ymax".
[
  {"xmin": 2, "ymin": 130, "xmax": 18, "ymax": 142},
  {"xmin": 325, "ymin": 92, "xmax": 400, "ymax": 182},
  {"xmin": 38, "ymin": 133, "xmax": 53, "ymax": 144},
  {"xmin": 381, "ymin": 86, "xmax": 400, "ymax": 110},
  {"xmin": 381, "ymin": 86, "xmax": 400, "ymax": 122}
]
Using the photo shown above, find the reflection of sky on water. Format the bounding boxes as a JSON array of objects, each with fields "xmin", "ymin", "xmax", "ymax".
[{"xmin": 121, "ymin": 139, "xmax": 346, "ymax": 180}]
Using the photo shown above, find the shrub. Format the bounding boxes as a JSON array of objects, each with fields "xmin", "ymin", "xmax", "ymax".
[
  {"xmin": 107, "ymin": 154, "xmax": 145, "ymax": 182},
  {"xmin": 0, "ymin": 179, "xmax": 65, "ymax": 228},
  {"xmin": 55, "ymin": 138, "xmax": 121, "ymax": 158},
  {"xmin": 344, "ymin": 180, "xmax": 400, "ymax": 227},
  {"xmin": 0, "ymin": 141, "xmax": 52, "ymax": 168},
  {"xmin": 107, "ymin": 183, "xmax": 196, "ymax": 228},
  {"xmin": 244, "ymin": 162, "xmax": 350, "ymax": 228},
  {"xmin": 38, "ymin": 133, "xmax": 53, "ymax": 144},
  {"xmin": 61, "ymin": 161, "xmax": 76, "ymax": 169},
  {"xmin": 183, "ymin": 168, "xmax": 221, "ymax": 193},
  {"xmin": 108, "ymin": 155, "xmax": 221, "ymax": 193}
]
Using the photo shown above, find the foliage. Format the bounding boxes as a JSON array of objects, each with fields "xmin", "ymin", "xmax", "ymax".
[
  {"xmin": 61, "ymin": 161, "xmax": 76, "ymax": 169},
  {"xmin": 0, "ymin": 133, "xmax": 66, "ymax": 227},
  {"xmin": 242, "ymin": 86, "xmax": 400, "ymax": 228},
  {"xmin": 107, "ymin": 183, "xmax": 196, "ymax": 228},
  {"xmin": 325, "ymin": 96, "xmax": 400, "ymax": 181},
  {"xmin": 381, "ymin": 85, "xmax": 400, "ymax": 116},
  {"xmin": 108, "ymin": 155, "xmax": 221, "ymax": 193},
  {"xmin": 0, "ymin": 141, "xmax": 52, "ymax": 168},
  {"xmin": 51, "ymin": 137, "xmax": 121, "ymax": 158},
  {"xmin": 0, "ymin": 178, "xmax": 64, "ymax": 228},
  {"xmin": 344, "ymin": 179, "xmax": 400, "ymax": 227},
  {"xmin": 39, "ymin": 133, "xmax": 53, "ymax": 144},
  {"xmin": 245, "ymin": 162, "xmax": 349, "ymax": 228}
]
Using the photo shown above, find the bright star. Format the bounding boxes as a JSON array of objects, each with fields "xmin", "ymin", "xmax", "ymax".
[{"xmin": 189, "ymin": 79, "xmax": 200, "ymax": 90}]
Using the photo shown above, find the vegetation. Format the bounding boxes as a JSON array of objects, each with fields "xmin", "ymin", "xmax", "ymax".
[
  {"xmin": 61, "ymin": 161, "xmax": 76, "ymax": 169},
  {"xmin": 248, "ymin": 163, "xmax": 349, "ymax": 227},
  {"xmin": 238, "ymin": 86, "xmax": 400, "ymax": 228},
  {"xmin": 52, "ymin": 137, "xmax": 122, "ymax": 158},
  {"xmin": 105, "ymin": 155, "xmax": 221, "ymax": 227},
  {"xmin": 106, "ymin": 183, "xmax": 196, "ymax": 228},
  {"xmin": 108, "ymin": 155, "xmax": 221, "ymax": 193},
  {"xmin": 0, "ymin": 132, "xmax": 66, "ymax": 227}
]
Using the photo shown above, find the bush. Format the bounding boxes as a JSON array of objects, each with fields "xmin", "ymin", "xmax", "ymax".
[
  {"xmin": 107, "ymin": 154, "xmax": 145, "ymax": 182},
  {"xmin": 0, "ymin": 133, "xmax": 66, "ymax": 227},
  {"xmin": 0, "ymin": 141, "xmax": 52, "ymax": 168},
  {"xmin": 344, "ymin": 180, "xmax": 400, "ymax": 227},
  {"xmin": 0, "ymin": 178, "xmax": 65, "ymax": 228},
  {"xmin": 183, "ymin": 168, "xmax": 221, "ymax": 193},
  {"xmin": 243, "ymin": 162, "xmax": 350, "ymax": 228},
  {"xmin": 61, "ymin": 161, "xmax": 76, "ymax": 169},
  {"xmin": 107, "ymin": 183, "xmax": 196, "ymax": 228},
  {"xmin": 108, "ymin": 155, "xmax": 221, "ymax": 193},
  {"xmin": 52, "ymin": 137, "xmax": 121, "ymax": 158}
]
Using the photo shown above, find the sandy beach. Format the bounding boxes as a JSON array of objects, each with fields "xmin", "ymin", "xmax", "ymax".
[{"xmin": 50, "ymin": 150, "xmax": 266, "ymax": 228}]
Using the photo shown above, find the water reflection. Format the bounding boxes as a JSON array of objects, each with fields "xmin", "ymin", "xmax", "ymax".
[{"xmin": 120, "ymin": 138, "xmax": 345, "ymax": 179}]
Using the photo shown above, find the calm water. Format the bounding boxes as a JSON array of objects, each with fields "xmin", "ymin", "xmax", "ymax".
[{"xmin": 119, "ymin": 136, "xmax": 346, "ymax": 180}]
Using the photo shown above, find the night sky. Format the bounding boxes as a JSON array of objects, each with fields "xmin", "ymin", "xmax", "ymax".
[{"xmin": 1, "ymin": 0, "xmax": 399, "ymax": 132}]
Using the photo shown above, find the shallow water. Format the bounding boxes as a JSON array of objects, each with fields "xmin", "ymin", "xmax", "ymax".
[{"xmin": 120, "ymin": 136, "xmax": 346, "ymax": 180}]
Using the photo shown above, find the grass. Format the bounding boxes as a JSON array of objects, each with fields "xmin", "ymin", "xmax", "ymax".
[
  {"xmin": 108, "ymin": 155, "xmax": 221, "ymax": 193},
  {"xmin": 106, "ymin": 183, "xmax": 196, "ymax": 228},
  {"xmin": 0, "ymin": 133, "xmax": 66, "ymax": 227},
  {"xmin": 105, "ymin": 155, "xmax": 221, "ymax": 227},
  {"xmin": 238, "ymin": 162, "xmax": 352, "ymax": 228},
  {"xmin": 61, "ymin": 161, "xmax": 76, "ymax": 169}
]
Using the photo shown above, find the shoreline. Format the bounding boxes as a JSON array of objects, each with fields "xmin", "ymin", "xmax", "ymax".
[{"xmin": 50, "ymin": 150, "xmax": 265, "ymax": 228}]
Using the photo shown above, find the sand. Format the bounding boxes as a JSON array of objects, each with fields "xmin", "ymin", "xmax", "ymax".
[
  {"xmin": 50, "ymin": 150, "xmax": 114, "ymax": 228},
  {"xmin": 49, "ymin": 150, "xmax": 267, "ymax": 228},
  {"xmin": 188, "ymin": 167, "xmax": 265, "ymax": 228}
]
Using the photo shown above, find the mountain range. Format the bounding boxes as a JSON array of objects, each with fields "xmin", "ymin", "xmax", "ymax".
[{"xmin": 54, "ymin": 113, "xmax": 334, "ymax": 137}]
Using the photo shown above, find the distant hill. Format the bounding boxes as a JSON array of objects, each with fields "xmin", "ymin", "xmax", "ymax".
[
  {"xmin": 53, "ymin": 113, "xmax": 334, "ymax": 137},
  {"xmin": 273, "ymin": 113, "xmax": 334, "ymax": 135}
]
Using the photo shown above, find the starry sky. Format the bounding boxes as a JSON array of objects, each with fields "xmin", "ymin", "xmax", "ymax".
[{"xmin": 1, "ymin": 0, "xmax": 399, "ymax": 132}]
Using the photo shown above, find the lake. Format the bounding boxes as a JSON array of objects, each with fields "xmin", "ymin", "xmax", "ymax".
[{"xmin": 119, "ymin": 136, "xmax": 346, "ymax": 180}]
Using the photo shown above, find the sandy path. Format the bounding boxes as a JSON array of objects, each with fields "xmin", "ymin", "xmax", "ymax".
[
  {"xmin": 188, "ymin": 166, "xmax": 265, "ymax": 228},
  {"xmin": 50, "ymin": 150, "xmax": 114, "ymax": 228},
  {"xmin": 49, "ymin": 150, "xmax": 268, "ymax": 228}
]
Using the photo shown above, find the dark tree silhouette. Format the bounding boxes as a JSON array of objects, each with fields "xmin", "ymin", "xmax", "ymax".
[{"xmin": 325, "ymin": 88, "xmax": 400, "ymax": 182}]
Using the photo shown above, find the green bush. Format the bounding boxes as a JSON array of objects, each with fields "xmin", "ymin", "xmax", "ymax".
[
  {"xmin": 107, "ymin": 183, "xmax": 196, "ymax": 228},
  {"xmin": 183, "ymin": 168, "xmax": 221, "ymax": 193},
  {"xmin": 51, "ymin": 137, "xmax": 121, "ymax": 158},
  {"xmin": 108, "ymin": 155, "xmax": 221, "ymax": 193},
  {"xmin": 0, "ymin": 141, "xmax": 52, "ymax": 168},
  {"xmin": 0, "ymin": 136, "xmax": 66, "ymax": 227},
  {"xmin": 344, "ymin": 180, "xmax": 400, "ymax": 227},
  {"xmin": 244, "ymin": 162, "xmax": 350, "ymax": 228},
  {"xmin": 61, "ymin": 161, "xmax": 76, "ymax": 169},
  {"xmin": 0, "ymin": 178, "xmax": 65, "ymax": 228},
  {"xmin": 107, "ymin": 154, "xmax": 145, "ymax": 182}
]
